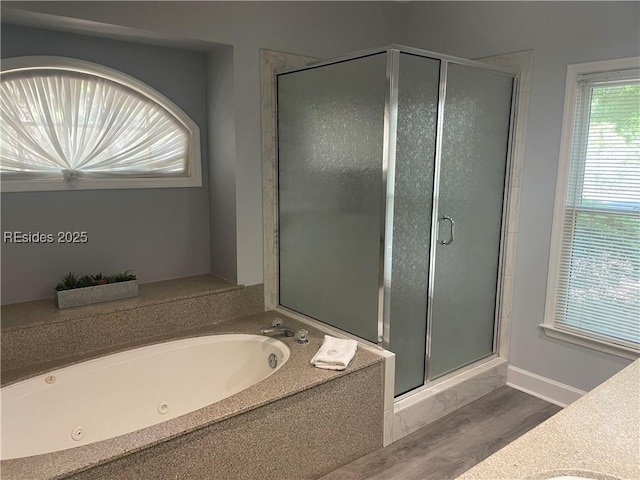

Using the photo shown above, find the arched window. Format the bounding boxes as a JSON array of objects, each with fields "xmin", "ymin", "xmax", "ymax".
[{"xmin": 0, "ymin": 56, "xmax": 201, "ymax": 191}]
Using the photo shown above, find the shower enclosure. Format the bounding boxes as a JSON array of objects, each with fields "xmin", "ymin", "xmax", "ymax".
[{"xmin": 276, "ymin": 45, "xmax": 515, "ymax": 396}]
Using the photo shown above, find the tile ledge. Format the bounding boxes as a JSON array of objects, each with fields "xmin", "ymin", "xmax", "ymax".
[{"xmin": 1, "ymin": 274, "xmax": 241, "ymax": 332}]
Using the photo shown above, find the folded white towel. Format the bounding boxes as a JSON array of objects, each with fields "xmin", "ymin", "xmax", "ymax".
[{"xmin": 311, "ymin": 335, "xmax": 358, "ymax": 371}]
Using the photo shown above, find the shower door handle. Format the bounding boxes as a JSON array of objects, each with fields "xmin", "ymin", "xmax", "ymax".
[{"xmin": 438, "ymin": 215, "xmax": 455, "ymax": 245}]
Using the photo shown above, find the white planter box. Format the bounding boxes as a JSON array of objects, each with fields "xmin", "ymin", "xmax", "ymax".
[{"xmin": 55, "ymin": 280, "xmax": 138, "ymax": 309}]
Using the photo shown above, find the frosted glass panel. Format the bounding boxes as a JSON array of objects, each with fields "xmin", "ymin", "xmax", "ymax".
[
  {"xmin": 277, "ymin": 54, "xmax": 387, "ymax": 342},
  {"xmin": 389, "ymin": 53, "xmax": 440, "ymax": 396},
  {"xmin": 428, "ymin": 64, "xmax": 513, "ymax": 379}
]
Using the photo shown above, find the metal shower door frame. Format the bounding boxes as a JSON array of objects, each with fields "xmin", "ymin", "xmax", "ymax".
[{"xmin": 275, "ymin": 44, "xmax": 517, "ymax": 393}]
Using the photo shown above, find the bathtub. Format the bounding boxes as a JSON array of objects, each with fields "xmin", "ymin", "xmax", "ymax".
[{"xmin": 1, "ymin": 334, "xmax": 290, "ymax": 460}]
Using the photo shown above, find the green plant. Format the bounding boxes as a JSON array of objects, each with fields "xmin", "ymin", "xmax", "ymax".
[
  {"xmin": 55, "ymin": 272, "xmax": 80, "ymax": 291},
  {"xmin": 111, "ymin": 270, "xmax": 137, "ymax": 282},
  {"xmin": 92, "ymin": 272, "xmax": 108, "ymax": 285},
  {"xmin": 78, "ymin": 275, "xmax": 95, "ymax": 288},
  {"xmin": 55, "ymin": 270, "xmax": 136, "ymax": 291}
]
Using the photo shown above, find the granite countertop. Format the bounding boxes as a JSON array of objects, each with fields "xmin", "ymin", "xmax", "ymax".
[
  {"xmin": 1, "ymin": 274, "xmax": 237, "ymax": 331},
  {"xmin": 457, "ymin": 359, "xmax": 640, "ymax": 480},
  {"xmin": 1, "ymin": 310, "xmax": 384, "ymax": 480}
]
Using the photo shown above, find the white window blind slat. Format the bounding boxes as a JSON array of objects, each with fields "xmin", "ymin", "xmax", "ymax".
[{"xmin": 553, "ymin": 68, "xmax": 640, "ymax": 350}]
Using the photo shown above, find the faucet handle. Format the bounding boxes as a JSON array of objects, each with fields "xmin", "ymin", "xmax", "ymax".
[
  {"xmin": 272, "ymin": 317, "xmax": 283, "ymax": 327},
  {"xmin": 296, "ymin": 328, "xmax": 309, "ymax": 344}
]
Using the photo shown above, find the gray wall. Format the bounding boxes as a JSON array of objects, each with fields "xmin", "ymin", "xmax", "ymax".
[
  {"xmin": 2, "ymin": 1, "xmax": 405, "ymax": 287},
  {"xmin": 404, "ymin": 1, "xmax": 639, "ymax": 391},
  {"xmin": 206, "ymin": 45, "xmax": 238, "ymax": 283},
  {"xmin": 1, "ymin": 24, "xmax": 211, "ymax": 303}
]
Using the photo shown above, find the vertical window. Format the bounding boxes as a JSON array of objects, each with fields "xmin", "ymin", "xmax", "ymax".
[{"xmin": 543, "ymin": 58, "xmax": 640, "ymax": 358}]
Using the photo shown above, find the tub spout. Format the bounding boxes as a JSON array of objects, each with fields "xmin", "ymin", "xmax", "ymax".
[{"xmin": 260, "ymin": 325, "xmax": 295, "ymax": 337}]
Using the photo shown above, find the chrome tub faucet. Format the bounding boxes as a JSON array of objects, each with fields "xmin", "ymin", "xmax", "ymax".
[
  {"xmin": 260, "ymin": 317, "xmax": 295, "ymax": 337},
  {"xmin": 260, "ymin": 325, "xmax": 295, "ymax": 337}
]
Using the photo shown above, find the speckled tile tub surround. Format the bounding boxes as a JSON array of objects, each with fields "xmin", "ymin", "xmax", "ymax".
[
  {"xmin": 1, "ymin": 311, "xmax": 385, "ymax": 480},
  {"xmin": 69, "ymin": 364, "xmax": 383, "ymax": 480},
  {"xmin": 1, "ymin": 276, "xmax": 263, "ymax": 372}
]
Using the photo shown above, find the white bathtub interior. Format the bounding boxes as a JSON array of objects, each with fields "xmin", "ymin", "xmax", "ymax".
[{"xmin": 0, "ymin": 334, "xmax": 290, "ymax": 460}]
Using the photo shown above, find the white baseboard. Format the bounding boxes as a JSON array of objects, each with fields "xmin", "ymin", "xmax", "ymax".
[{"xmin": 507, "ymin": 365, "xmax": 587, "ymax": 408}]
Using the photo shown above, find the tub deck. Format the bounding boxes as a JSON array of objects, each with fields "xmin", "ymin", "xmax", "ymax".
[{"xmin": 1, "ymin": 311, "xmax": 385, "ymax": 480}]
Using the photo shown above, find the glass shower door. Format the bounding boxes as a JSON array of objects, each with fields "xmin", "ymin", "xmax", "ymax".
[
  {"xmin": 428, "ymin": 63, "xmax": 514, "ymax": 380},
  {"xmin": 389, "ymin": 53, "xmax": 440, "ymax": 396},
  {"xmin": 277, "ymin": 54, "xmax": 387, "ymax": 343}
]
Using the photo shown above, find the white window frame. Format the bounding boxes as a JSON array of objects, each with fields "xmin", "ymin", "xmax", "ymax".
[
  {"xmin": 542, "ymin": 57, "xmax": 640, "ymax": 360},
  {"xmin": 0, "ymin": 56, "xmax": 202, "ymax": 192}
]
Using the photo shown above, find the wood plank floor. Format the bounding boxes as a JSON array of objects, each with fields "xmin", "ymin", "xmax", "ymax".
[{"xmin": 321, "ymin": 386, "xmax": 561, "ymax": 480}]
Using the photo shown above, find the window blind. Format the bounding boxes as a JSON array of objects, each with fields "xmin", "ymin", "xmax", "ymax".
[
  {"xmin": 554, "ymin": 69, "xmax": 640, "ymax": 349},
  {"xmin": 0, "ymin": 70, "xmax": 189, "ymax": 179},
  {"xmin": 0, "ymin": 57, "xmax": 202, "ymax": 192}
]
